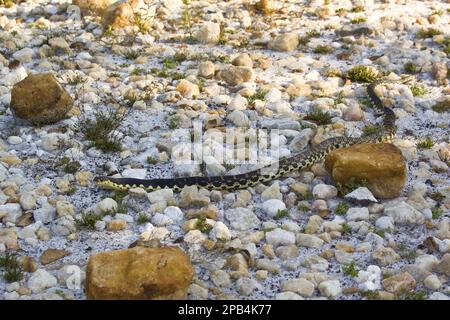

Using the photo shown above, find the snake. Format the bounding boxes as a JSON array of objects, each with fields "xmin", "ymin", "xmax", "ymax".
[{"xmin": 94, "ymin": 77, "xmax": 413, "ymax": 192}]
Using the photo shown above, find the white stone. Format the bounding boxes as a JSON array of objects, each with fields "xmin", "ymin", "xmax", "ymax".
[
  {"xmin": 356, "ymin": 265, "xmax": 382, "ymax": 291},
  {"xmin": 0, "ymin": 203, "xmax": 22, "ymax": 223},
  {"xmin": 261, "ymin": 182, "xmax": 282, "ymax": 201},
  {"xmin": 312, "ymin": 184, "xmax": 338, "ymax": 200},
  {"xmin": 57, "ymin": 265, "xmax": 85, "ymax": 290},
  {"xmin": 236, "ymin": 277, "xmax": 261, "ymax": 296},
  {"xmin": 424, "ymin": 274, "xmax": 441, "ymax": 290},
  {"xmin": 151, "ymin": 213, "xmax": 173, "ymax": 226},
  {"xmin": 94, "ymin": 220, "xmax": 106, "ymax": 231},
  {"xmin": 97, "ymin": 198, "xmax": 118, "ymax": 214},
  {"xmin": 281, "ymin": 278, "xmax": 315, "ymax": 297},
  {"xmin": 275, "ymin": 292, "xmax": 304, "ymax": 300},
  {"xmin": 346, "ymin": 207, "xmax": 370, "ymax": 221},
  {"xmin": 3, "ymin": 66, "xmax": 27, "ymax": 86},
  {"xmin": 265, "ymin": 228, "xmax": 296, "ymax": 247},
  {"xmin": 227, "ymin": 110, "xmax": 250, "ymax": 127},
  {"xmin": 261, "ymin": 199, "xmax": 286, "ymax": 217},
  {"xmin": 195, "ymin": 22, "xmax": 220, "ymax": 44},
  {"xmin": 224, "ymin": 208, "xmax": 260, "ymax": 231},
  {"xmin": 147, "ymin": 189, "xmax": 173, "ymax": 203},
  {"xmin": 375, "ymin": 216, "xmax": 395, "ymax": 230},
  {"xmin": 13, "ymin": 47, "xmax": 34, "ymax": 63},
  {"xmin": 318, "ymin": 280, "xmax": 342, "ymax": 298},
  {"xmin": 210, "ymin": 221, "xmax": 231, "ymax": 241},
  {"xmin": 429, "ymin": 292, "xmax": 449, "ymax": 300},
  {"xmin": 296, "ymin": 234, "xmax": 324, "ymax": 248},
  {"xmin": 344, "ymin": 187, "xmax": 377, "ymax": 203},
  {"xmin": 7, "ymin": 136, "xmax": 22, "ymax": 145},
  {"xmin": 211, "ymin": 270, "xmax": 231, "ymax": 288},
  {"xmin": 20, "ymin": 193, "xmax": 37, "ymax": 210},
  {"xmin": 122, "ymin": 168, "xmax": 147, "ymax": 179},
  {"xmin": 228, "ymin": 95, "xmax": 248, "ymax": 111},
  {"xmin": 203, "ymin": 156, "xmax": 226, "ymax": 176},
  {"xmin": 28, "ymin": 269, "xmax": 57, "ymax": 293},
  {"xmin": 163, "ymin": 206, "xmax": 183, "ymax": 223},
  {"xmin": 42, "ymin": 133, "xmax": 65, "ymax": 151},
  {"xmin": 385, "ymin": 201, "xmax": 425, "ymax": 224}
]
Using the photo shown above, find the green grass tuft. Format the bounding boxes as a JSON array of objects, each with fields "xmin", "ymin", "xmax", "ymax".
[
  {"xmin": 347, "ymin": 65, "xmax": 380, "ymax": 82},
  {"xmin": 196, "ymin": 216, "xmax": 212, "ymax": 233},
  {"xmin": 274, "ymin": 209, "xmax": 289, "ymax": 220},
  {"xmin": 431, "ymin": 207, "xmax": 444, "ymax": 219},
  {"xmin": 350, "ymin": 17, "xmax": 367, "ymax": 24},
  {"xmin": 304, "ymin": 110, "xmax": 332, "ymax": 125},
  {"xmin": 416, "ymin": 28, "xmax": 442, "ymax": 39},
  {"xmin": 313, "ymin": 45, "xmax": 334, "ymax": 54},
  {"xmin": 334, "ymin": 203, "xmax": 349, "ymax": 215},
  {"xmin": 410, "ymin": 85, "xmax": 428, "ymax": 97},
  {"xmin": 0, "ymin": 251, "xmax": 24, "ymax": 283},
  {"xmin": 416, "ymin": 136, "xmax": 434, "ymax": 149},
  {"xmin": 336, "ymin": 177, "xmax": 368, "ymax": 196},
  {"xmin": 247, "ymin": 89, "xmax": 268, "ymax": 105},
  {"xmin": 342, "ymin": 261, "xmax": 359, "ymax": 277}
]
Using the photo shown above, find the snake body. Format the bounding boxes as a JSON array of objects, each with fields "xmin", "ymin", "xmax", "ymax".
[{"xmin": 94, "ymin": 78, "xmax": 411, "ymax": 192}]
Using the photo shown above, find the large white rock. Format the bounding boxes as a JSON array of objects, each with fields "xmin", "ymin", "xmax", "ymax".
[
  {"xmin": 346, "ymin": 207, "xmax": 370, "ymax": 221},
  {"xmin": 163, "ymin": 206, "xmax": 183, "ymax": 223},
  {"xmin": 261, "ymin": 182, "xmax": 282, "ymax": 201},
  {"xmin": 195, "ymin": 22, "xmax": 220, "ymax": 44},
  {"xmin": 97, "ymin": 198, "xmax": 118, "ymax": 214},
  {"xmin": 281, "ymin": 278, "xmax": 315, "ymax": 297},
  {"xmin": 261, "ymin": 199, "xmax": 286, "ymax": 217},
  {"xmin": 225, "ymin": 208, "xmax": 260, "ymax": 231},
  {"xmin": 0, "ymin": 203, "xmax": 22, "ymax": 223},
  {"xmin": 318, "ymin": 280, "xmax": 342, "ymax": 298},
  {"xmin": 375, "ymin": 216, "xmax": 395, "ymax": 230},
  {"xmin": 312, "ymin": 184, "xmax": 338, "ymax": 200},
  {"xmin": 28, "ymin": 269, "xmax": 57, "ymax": 293},
  {"xmin": 296, "ymin": 233, "xmax": 324, "ymax": 248},
  {"xmin": 12, "ymin": 47, "xmax": 34, "ymax": 63},
  {"xmin": 385, "ymin": 201, "xmax": 425, "ymax": 224},
  {"xmin": 147, "ymin": 189, "xmax": 173, "ymax": 203},
  {"xmin": 210, "ymin": 221, "xmax": 231, "ymax": 241},
  {"xmin": 265, "ymin": 228, "xmax": 296, "ymax": 247}
]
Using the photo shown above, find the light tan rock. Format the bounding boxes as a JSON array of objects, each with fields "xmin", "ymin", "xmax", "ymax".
[
  {"xmin": 382, "ymin": 272, "xmax": 416, "ymax": 293},
  {"xmin": 86, "ymin": 246, "xmax": 194, "ymax": 299},
  {"xmin": 325, "ymin": 143, "xmax": 407, "ymax": 199},
  {"xmin": 39, "ymin": 249, "xmax": 70, "ymax": 265},
  {"xmin": 73, "ymin": 0, "xmax": 115, "ymax": 16}
]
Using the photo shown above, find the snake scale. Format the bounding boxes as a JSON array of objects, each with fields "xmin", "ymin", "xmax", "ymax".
[{"xmin": 94, "ymin": 77, "xmax": 412, "ymax": 192}]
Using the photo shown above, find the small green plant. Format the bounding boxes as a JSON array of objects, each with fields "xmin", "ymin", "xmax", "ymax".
[
  {"xmin": 336, "ymin": 177, "xmax": 368, "ymax": 196},
  {"xmin": 334, "ymin": 91, "xmax": 345, "ymax": 105},
  {"xmin": 362, "ymin": 124, "xmax": 381, "ymax": 136},
  {"xmin": 342, "ymin": 261, "xmax": 359, "ymax": 277},
  {"xmin": 134, "ymin": 13, "xmax": 151, "ymax": 34},
  {"xmin": 416, "ymin": 136, "xmax": 434, "ymax": 149},
  {"xmin": 410, "ymin": 85, "xmax": 428, "ymax": 97},
  {"xmin": 298, "ymin": 203, "xmax": 310, "ymax": 212},
  {"xmin": 182, "ymin": 8, "xmax": 193, "ymax": 41},
  {"xmin": 76, "ymin": 107, "xmax": 126, "ymax": 152},
  {"xmin": 79, "ymin": 211, "xmax": 104, "ymax": 229},
  {"xmin": 110, "ymin": 72, "xmax": 121, "ymax": 78},
  {"xmin": 404, "ymin": 62, "xmax": 418, "ymax": 74},
  {"xmin": 334, "ymin": 203, "xmax": 349, "ymax": 215},
  {"xmin": 336, "ymin": 8, "xmax": 347, "ymax": 16},
  {"xmin": 417, "ymin": 28, "xmax": 442, "ymax": 39},
  {"xmin": 358, "ymin": 97, "xmax": 372, "ymax": 110},
  {"xmin": 67, "ymin": 186, "xmax": 77, "ymax": 195},
  {"xmin": 247, "ymin": 89, "xmax": 268, "ymax": 105},
  {"xmin": 136, "ymin": 213, "xmax": 150, "ymax": 225},
  {"xmin": 396, "ymin": 289, "xmax": 427, "ymax": 300},
  {"xmin": 313, "ymin": 45, "xmax": 334, "ymax": 54},
  {"xmin": 0, "ymin": 251, "xmax": 24, "ymax": 283},
  {"xmin": 374, "ymin": 228, "xmax": 388, "ymax": 238},
  {"xmin": 304, "ymin": 110, "xmax": 332, "ymax": 125},
  {"xmin": 361, "ymin": 290, "xmax": 380, "ymax": 300},
  {"xmin": 168, "ymin": 114, "xmax": 182, "ymax": 129},
  {"xmin": 397, "ymin": 243, "xmax": 417, "ymax": 260},
  {"xmin": 196, "ymin": 216, "xmax": 212, "ymax": 233},
  {"xmin": 431, "ymin": 207, "xmax": 444, "ymax": 219},
  {"xmin": 147, "ymin": 156, "xmax": 158, "ymax": 165},
  {"xmin": 347, "ymin": 65, "xmax": 380, "ymax": 82},
  {"xmin": 341, "ymin": 223, "xmax": 352, "ymax": 234},
  {"xmin": 131, "ymin": 67, "xmax": 146, "ymax": 76},
  {"xmin": 274, "ymin": 209, "xmax": 289, "ymax": 220},
  {"xmin": 55, "ymin": 289, "xmax": 70, "ymax": 300},
  {"xmin": 351, "ymin": 5, "xmax": 365, "ymax": 13},
  {"xmin": 350, "ymin": 17, "xmax": 367, "ymax": 24},
  {"xmin": 123, "ymin": 49, "xmax": 141, "ymax": 60},
  {"xmin": 67, "ymin": 74, "xmax": 86, "ymax": 85}
]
